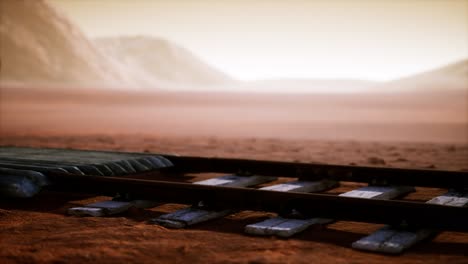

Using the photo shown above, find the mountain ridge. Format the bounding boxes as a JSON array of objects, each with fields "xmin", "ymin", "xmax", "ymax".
[
  {"xmin": 0, "ymin": 0, "xmax": 466, "ymax": 94},
  {"xmin": 94, "ymin": 35, "xmax": 233, "ymax": 86}
]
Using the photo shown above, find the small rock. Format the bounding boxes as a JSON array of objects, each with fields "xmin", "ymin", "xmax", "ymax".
[
  {"xmin": 446, "ymin": 145, "xmax": 456, "ymax": 152},
  {"xmin": 367, "ymin": 157, "xmax": 386, "ymax": 165}
]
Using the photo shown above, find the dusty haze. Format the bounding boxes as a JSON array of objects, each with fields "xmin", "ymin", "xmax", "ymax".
[
  {"xmin": 0, "ymin": 0, "xmax": 467, "ymax": 144},
  {"xmin": 49, "ymin": 0, "xmax": 468, "ymax": 81},
  {"xmin": 1, "ymin": 1, "xmax": 468, "ymax": 263}
]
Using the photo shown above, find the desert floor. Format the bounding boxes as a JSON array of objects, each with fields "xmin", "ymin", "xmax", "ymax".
[{"xmin": 0, "ymin": 86, "xmax": 467, "ymax": 263}]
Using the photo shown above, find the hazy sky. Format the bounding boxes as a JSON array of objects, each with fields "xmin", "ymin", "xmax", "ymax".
[{"xmin": 50, "ymin": 0, "xmax": 467, "ymax": 81}]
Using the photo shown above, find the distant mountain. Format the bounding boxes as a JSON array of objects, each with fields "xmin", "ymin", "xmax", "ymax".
[
  {"xmin": 383, "ymin": 59, "xmax": 468, "ymax": 92},
  {"xmin": 1, "ymin": 0, "xmax": 465, "ymax": 94},
  {"xmin": 224, "ymin": 79, "xmax": 378, "ymax": 93},
  {"xmin": 0, "ymin": 0, "xmax": 132, "ymax": 86},
  {"xmin": 0, "ymin": 0, "xmax": 232, "ymax": 89},
  {"xmin": 221, "ymin": 59, "xmax": 467, "ymax": 94},
  {"xmin": 94, "ymin": 36, "xmax": 233, "ymax": 86}
]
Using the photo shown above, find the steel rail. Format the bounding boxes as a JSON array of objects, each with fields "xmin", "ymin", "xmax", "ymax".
[
  {"xmin": 46, "ymin": 173, "xmax": 468, "ymax": 232},
  {"xmin": 162, "ymin": 155, "xmax": 468, "ymax": 189},
  {"xmin": 1, "ymin": 147, "xmax": 467, "ymax": 188}
]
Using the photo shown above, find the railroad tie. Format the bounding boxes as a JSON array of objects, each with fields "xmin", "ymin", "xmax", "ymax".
[
  {"xmin": 149, "ymin": 174, "xmax": 277, "ymax": 228},
  {"xmin": 245, "ymin": 184, "xmax": 414, "ymax": 237},
  {"xmin": 67, "ymin": 200, "xmax": 134, "ymax": 217},
  {"xmin": 244, "ymin": 179, "xmax": 338, "ymax": 237},
  {"xmin": 352, "ymin": 190, "xmax": 468, "ymax": 254},
  {"xmin": 338, "ymin": 186, "xmax": 415, "ymax": 200},
  {"xmin": 69, "ymin": 175, "xmax": 277, "ymax": 218},
  {"xmin": 68, "ymin": 198, "xmax": 162, "ymax": 217}
]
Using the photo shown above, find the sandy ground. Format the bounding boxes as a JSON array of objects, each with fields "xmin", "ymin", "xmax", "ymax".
[{"xmin": 0, "ymin": 86, "xmax": 467, "ymax": 263}]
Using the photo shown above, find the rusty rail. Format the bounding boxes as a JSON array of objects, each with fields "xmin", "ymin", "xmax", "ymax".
[
  {"xmin": 163, "ymin": 155, "xmax": 468, "ymax": 189},
  {"xmin": 45, "ymin": 173, "xmax": 468, "ymax": 232}
]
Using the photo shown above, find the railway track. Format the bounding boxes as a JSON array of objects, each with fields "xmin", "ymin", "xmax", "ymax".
[{"xmin": 1, "ymin": 146, "xmax": 467, "ymax": 254}]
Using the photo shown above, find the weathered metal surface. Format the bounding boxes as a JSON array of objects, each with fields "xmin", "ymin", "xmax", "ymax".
[
  {"xmin": 44, "ymin": 173, "xmax": 468, "ymax": 232},
  {"xmin": 352, "ymin": 190, "xmax": 468, "ymax": 254},
  {"xmin": 0, "ymin": 168, "xmax": 48, "ymax": 198},
  {"xmin": 151, "ymin": 175, "xmax": 277, "ymax": 228},
  {"xmin": 351, "ymin": 226, "xmax": 433, "ymax": 254},
  {"xmin": 245, "ymin": 179, "xmax": 337, "ymax": 237},
  {"xmin": 339, "ymin": 186, "xmax": 415, "ymax": 200},
  {"xmin": 68, "ymin": 201, "xmax": 134, "ymax": 216},
  {"xmin": 259, "ymin": 179, "xmax": 337, "ymax": 193},
  {"xmin": 0, "ymin": 147, "xmax": 172, "ymax": 177},
  {"xmin": 245, "ymin": 183, "xmax": 412, "ymax": 237},
  {"xmin": 0, "ymin": 147, "xmax": 155, "ymax": 164},
  {"xmin": 151, "ymin": 208, "xmax": 232, "ymax": 228},
  {"xmin": 164, "ymin": 155, "xmax": 468, "ymax": 189},
  {"xmin": 245, "ymin": 217, "xmax": 332, "ymax": 237},
  {"xmin": 1, "ymin": 146, "xmax": 467, "ymax": 255},
  {"xmin": 67, "ymin": 207, "xmax": 106, "ymax": 217},
  {"xmin": 2, "ymin": 147, "xmax": 468, "ymax": 188},
  {"xmin": 426, "ymin": 190, "xmax": 468, "ymax": 207},
  {"xmin": 194, "ymin": 175, "xmax": 277, "ymax": 187}
]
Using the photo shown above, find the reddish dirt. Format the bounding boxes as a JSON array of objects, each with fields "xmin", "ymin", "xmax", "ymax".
[{"xmin": 0, "ymin": 86, "xmax": 467, "ymax": 263}]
